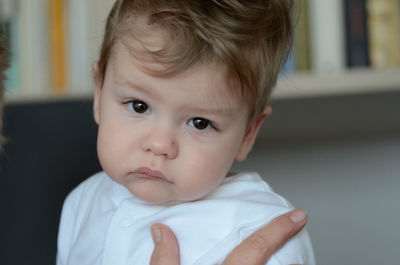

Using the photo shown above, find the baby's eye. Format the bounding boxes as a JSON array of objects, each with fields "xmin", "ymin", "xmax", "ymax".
[
  {"xmin": 127, "ymin": 100, "xmax": 151, "ymax": 114},
  {"xmin": 188, "ymin": 118, "xmax": 213, "ymax": 130}
]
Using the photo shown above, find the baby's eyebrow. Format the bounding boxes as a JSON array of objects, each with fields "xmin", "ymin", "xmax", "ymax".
[
  {"xmin": 182, "ymin": 105, "xmax": 236, "ymax": 117},
  {"xmin": 120, "ymin": 78, "xmax": 160, "ymax": 99},
  {"xmin": 117, "ymin": 76, "xmax": 238, "ymax": 117}
]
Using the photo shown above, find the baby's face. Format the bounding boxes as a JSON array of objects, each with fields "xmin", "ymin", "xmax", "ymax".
[{"xmin": 93, "ymin": 42, "xmax": 262, "ymax": 205}]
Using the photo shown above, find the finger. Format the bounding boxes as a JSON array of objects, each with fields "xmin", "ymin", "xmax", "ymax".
[
  {"xmin": 222, "ymin": 209, "xmax": 308, "ymax": 265},
  {"xmin": 150, "ymin": 224, "xmax": 181, "ymax": 265}
]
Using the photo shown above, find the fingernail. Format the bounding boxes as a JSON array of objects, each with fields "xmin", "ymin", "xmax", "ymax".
[
  {"xmin": 290, "ymin": 209, "xmax": 307, "ymax": 223},
  {"xmin": 151, "ymin": 226, "xmax": 162, "ymax": 243}
]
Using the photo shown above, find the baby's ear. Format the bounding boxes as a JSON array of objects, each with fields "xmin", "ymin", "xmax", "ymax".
[
  {"xmin": 235, "ymin": 106, "xmax": 272, "ymax": 162},
  {"xmin": 92, "ymin": 62, "xmax": 101, "ymax": 124}
]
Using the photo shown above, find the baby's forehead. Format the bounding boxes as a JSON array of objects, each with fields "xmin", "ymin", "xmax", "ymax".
[
  {"xmin": 107, "ymin": 43, "xmax": 249, "ymax": 119},
  {"xmin": 111, "ymin": 39, "xmax": 247, "ymax": 100}
]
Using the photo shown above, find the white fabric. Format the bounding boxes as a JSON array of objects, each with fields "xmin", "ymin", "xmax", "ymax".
[{"xmin": 57, "ymin": 171, "xmax": 315, "ymax": 265}]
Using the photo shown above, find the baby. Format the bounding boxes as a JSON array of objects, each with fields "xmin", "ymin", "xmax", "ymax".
[{"xmin": 57, "ymin": 1, "xmax": 315, "ymax": 264}]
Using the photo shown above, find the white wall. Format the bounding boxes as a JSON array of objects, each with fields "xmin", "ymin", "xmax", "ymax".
[{"xmin": 232, "ymin": 91, "xmax": 400, "ymax": 265}]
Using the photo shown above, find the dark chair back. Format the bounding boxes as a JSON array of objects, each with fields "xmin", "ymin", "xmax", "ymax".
[{"xmin": 0, "ymin": 100, "xmax": 101, "ymax": 265}]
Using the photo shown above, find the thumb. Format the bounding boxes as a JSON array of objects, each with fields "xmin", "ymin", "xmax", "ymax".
[{"xmin": 150, "ymin": 224, "xmax": 181, "ymax": 265}]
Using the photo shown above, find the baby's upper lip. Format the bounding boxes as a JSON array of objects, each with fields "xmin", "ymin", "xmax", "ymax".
[{"xmin": 134, "ymin": 167, "xmax": 173, "ymax": 183}]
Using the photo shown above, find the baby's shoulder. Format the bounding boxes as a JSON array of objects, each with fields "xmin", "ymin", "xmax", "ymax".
[
  {"xmin": 198, "ymin": 171, "xmax": 295, "ymax": 235},
  {"xmin": 192, "ymin": 172, "xmax": 315, "ymax": 265},
  {"xmin": 215, "ymin": 171, "xmax": 292, "ymax": 209}
]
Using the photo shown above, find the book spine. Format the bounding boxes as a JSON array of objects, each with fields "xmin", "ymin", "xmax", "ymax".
[
  {"xmin": 308, "ymin": 0, "xmax": 345, "ymax": 73},
  {"xmin": 67, "ymin": 0, "xmax": 91, "ymax": 94},
  {"xmin": 0, "ymin": 0, "xmax": 13, "ymax": 20},
  {"xmin": 294, "ymin": 0, "xmax": 311, "ymax": 71},
  {"xmin": 87, "ymin": 0, "xmax": 115, "ymax": 72},
  {"xmin": 48, "ymin": 0, "xmax": 68, "ymax": 95},
  {"xmin": 344, "ymin": 0, "xmax": 370, "ymax": 68},
  {"xmin": 3, "ymin": 0, "xmax": 19, "ymax": 93},
  {"xmin": 367, "ymin": 0, "xmax": 400, "ymax": 69},
  {"xmin": 18, "ymin": 0, "xmax": 50, "ymax": 96}
]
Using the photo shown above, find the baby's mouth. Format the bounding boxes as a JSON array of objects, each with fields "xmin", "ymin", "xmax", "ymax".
[{"xmin": 133, "ymin": 167, "xmax": 174, "ymax": 184}]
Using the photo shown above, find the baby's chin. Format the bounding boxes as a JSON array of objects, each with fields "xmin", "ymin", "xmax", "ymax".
[{"xmin": 125, "ymin": 179, "xmax": 219, "ymax": 206}]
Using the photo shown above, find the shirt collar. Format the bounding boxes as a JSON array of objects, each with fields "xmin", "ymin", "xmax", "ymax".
[{"xmin": 107, "ymin": 175, "xmax": 135, "ymax": 207}]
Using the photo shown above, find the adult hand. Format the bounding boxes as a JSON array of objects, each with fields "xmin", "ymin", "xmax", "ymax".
[{"xmin": 149, "ymin": 209, "xmax": 308, "ymax": 265}]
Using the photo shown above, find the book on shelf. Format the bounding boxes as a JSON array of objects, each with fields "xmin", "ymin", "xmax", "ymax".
[
  {"xmin": 3, "ymin": 0, "xmax": 400, "ymax": 101},
  {"xmin": 67, "ymin": 0, "xmax": 115, "ymax": 95},
  {"xmin": 87, "ymin": 0, "xmax": 116, "ymax": 60},
  {"xmin": 20, "ymin": 0, "xmax": 50, "ymax": 96},
  {"xmin": 49, "ymin": 0, "xmax": 68, "ymax": 95},
  {"xmin": 294, "ymin": 0, "xmax": 311, "ymax": 71},
  {"xmin": 1, "ymin": 0, "xmax": 50, "ymax": 96},
  {"xmin": 308, "ymin": 0, "xmax": 346, "ymax": 74},
  {"xmin": 1, "ymin": 0, "xmax": 19, "ymax": 94},
  {"xmin": 2, "ymin": 0, "xmax": 115, "ymax": 99},
  {"xmin": 281, "ymin": 1, "xmax": 306, "ymax": 75},
  {"xmin": 344, "ymin": 0, "xmax": 370, "ymax": 68},
  {"xmin": 67, "ymin": 0, "xmax": 91, "ymax": 95},
  {"xmin": 367, "ymin": 0, "xmax": 400, "ymax": 69}
]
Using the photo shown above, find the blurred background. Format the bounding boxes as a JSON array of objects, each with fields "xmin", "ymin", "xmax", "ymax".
[{"xmin": 1, "ymin": 0, "xmax": 400, "ymax": 264}]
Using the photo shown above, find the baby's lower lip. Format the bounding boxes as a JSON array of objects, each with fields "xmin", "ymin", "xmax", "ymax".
[{"xmin": 133, "ymin": 168, "xmax": 173, "ymax": 184}]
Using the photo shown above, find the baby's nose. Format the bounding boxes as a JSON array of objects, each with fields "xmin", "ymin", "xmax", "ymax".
[{"xmin": 140, "ymin": 128, "xmax": 178, "ymax": 159}]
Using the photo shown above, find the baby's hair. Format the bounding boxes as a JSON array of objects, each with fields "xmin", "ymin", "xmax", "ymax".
[
  {"xmin": 0, "ymin": 26, "xmax": 9, "ymax": 149},
  {"xmin": 97, "ymin": 0, "xmax": 293, "ymax": 124}
]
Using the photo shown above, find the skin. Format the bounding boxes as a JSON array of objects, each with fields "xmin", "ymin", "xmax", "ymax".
[
  {"xmin": 0, "ymin": 28, "xmax": 300, "ymax": 265},
  {"xmin": 0, "ymin": 15, "xmax": 307, "ymax": 265},
  {"xmin": 93, "ymin": 41, "xmax": 270, "ymax": 206},
  {"xmin": 92, "ymin": 19, "xmax": 304, "ymax": 265}
]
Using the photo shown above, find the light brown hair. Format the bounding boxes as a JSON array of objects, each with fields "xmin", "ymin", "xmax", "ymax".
[
  {"xmin": 97, "ymin": 0, "xmax": 293, "ymax": 124},
  {"xmin": 0, "ymin": 26, "xmax": 9, "ymax": 149}
]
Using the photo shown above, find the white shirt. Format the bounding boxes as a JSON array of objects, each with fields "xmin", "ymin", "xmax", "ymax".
[{"xmin": 57, "ymin": 171, "xmax": 315, "ymax": 265}]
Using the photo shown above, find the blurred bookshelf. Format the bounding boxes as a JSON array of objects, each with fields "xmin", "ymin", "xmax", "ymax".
[
  {"xmin": 2, "ymin": 0, "xmax": 400, "ymax": 104},
  {"xmin": 5, "ymin": 68, "xmax": 400, "ymax": 104},
  {"xmin": 273, "ymin": 68, "xmax": 400, "ymax": 100}
]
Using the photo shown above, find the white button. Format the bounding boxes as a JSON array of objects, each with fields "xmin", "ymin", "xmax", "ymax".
[{"xmin": 119, "ymin": 216, "xmax": 133, "ymax": 228}]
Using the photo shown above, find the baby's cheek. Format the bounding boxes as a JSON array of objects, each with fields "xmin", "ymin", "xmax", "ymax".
[
  {"xmin": 97, "ymin": 129, "xmax": 122, "ymax": 180},
  {"xmin": 180, "ymin": 158, "xmax": 230, "ymax": 200}
]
